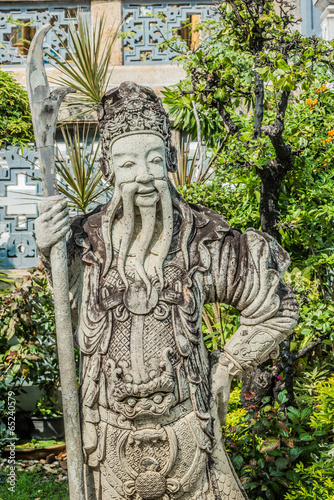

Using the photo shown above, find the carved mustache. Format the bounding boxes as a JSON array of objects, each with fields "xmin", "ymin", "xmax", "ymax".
[
  {"xmin": 102, "ymin": 179, "xmax": 173, "ymax": 292},
  {"xmin": 118, "ymin": 179, "xmax": 173, "ymax": 291}
]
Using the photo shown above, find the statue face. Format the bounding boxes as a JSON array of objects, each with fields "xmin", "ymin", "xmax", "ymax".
[
  {"xmin": 111, "ymin": 134, "xmax": 167, "ymax": 207},
  {"xmin": 110, "ymin": 132, "xmax": 173, "ymax": 290}
]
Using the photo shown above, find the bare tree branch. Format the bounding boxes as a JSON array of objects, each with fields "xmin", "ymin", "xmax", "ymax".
[
  {"xmin": 293, "ymin": 336, "xmax": 325, "ymax": 361},
  {"xmin": 192, "ymin": 100, "xmax": 204, "ymax": 181},
  {"xmin": 212, "ymin": 98, "xmax": 240, "ymax": 136}
]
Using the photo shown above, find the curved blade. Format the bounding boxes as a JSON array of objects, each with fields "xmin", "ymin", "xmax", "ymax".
[
  {"xmin": 26, "ymin": 24, "xmax": 75, "ymax": 196},
  {"xmin": 27, "ymin": 24, "xmax": 52, "ymax": 108}
]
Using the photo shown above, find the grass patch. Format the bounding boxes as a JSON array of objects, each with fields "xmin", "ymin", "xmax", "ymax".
[
  {"xmin": 16, "ymin": 440, "xmax": 65, "ymax": 450},
  {"xmin": 0, "ymin": 470, "xmax": 69, "ymax": 499}
]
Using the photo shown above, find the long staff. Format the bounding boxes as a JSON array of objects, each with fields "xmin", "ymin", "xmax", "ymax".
[{"xmin": 27, "ymin": 24, "xmax": 85, "ymax": 499}]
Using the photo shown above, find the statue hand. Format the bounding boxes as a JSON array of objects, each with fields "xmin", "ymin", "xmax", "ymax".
[
  {"xmin": 35, "ymin": 195, "xmax": 70, "ymax": 257},
  {"xmin": 211, "ymin": 352, "xmax": 242, "ymax": 426}
]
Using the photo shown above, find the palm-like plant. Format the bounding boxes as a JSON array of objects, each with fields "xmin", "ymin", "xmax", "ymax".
[
  {"xmin": 56, "ymin": 125, "xmax": 109, "ymax": 213},
  {"xmin": 49, "ymin": 13, "xmax": 120, "ymax": 112},
  {"xmin": 169, "ymin": 135, "xmax": 225, "ymax": 188},
  {"xmin": 202, "ymin": 303, "xmax": 240, "ymax": 350}
]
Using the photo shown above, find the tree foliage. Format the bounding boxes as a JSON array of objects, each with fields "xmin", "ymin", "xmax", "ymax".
[
  {"xmin": 0, "ymin": 70, "xmax": 34, "ymax": 148},
  {"xmin": 162, "ymin": 0, "xmax": 334, "ymax": 241}
]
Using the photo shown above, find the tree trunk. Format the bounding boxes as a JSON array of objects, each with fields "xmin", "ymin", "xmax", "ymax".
[
  {"xmin": 240, "ymin": 363, "xmax": 276, "ymax": 408},
  {"xmin": 242, "ymin": 159, "xmax": 294, "ymax": 407},
  {"xmin": 257, "ymin": 162, "xmax": 285, "ymax": 243}
]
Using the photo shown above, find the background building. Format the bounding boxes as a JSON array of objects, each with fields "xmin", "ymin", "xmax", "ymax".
[
  {"xmin": 0, "ymin": 0, "xmax": 328, "ymax": 270},
  {"xmin": 313, "ymin": 0, "xmax": 334, "ymax": 39}
]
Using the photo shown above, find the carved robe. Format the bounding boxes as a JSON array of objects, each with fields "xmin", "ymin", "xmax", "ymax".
[{"xmin": 65, "ymin": 192, "xmax": 298, "ymax": 500}]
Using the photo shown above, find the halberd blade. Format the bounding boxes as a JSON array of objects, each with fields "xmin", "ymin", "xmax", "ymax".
[{"xmin": 26, "ymin": 24, "xmax": 76, "ymax": 196}]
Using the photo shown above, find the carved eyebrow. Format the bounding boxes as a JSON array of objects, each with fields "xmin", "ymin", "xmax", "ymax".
[
  {"xmin": 112, "ymin": 147, "xmax": 164, "ymax": 159},
  {"xmin": 111, "ymin": 151, "xmax": 138, "ymax": 159},
  {"xmin": 146, "ymin": 147, "xmax": 165, "ymax": 157}
]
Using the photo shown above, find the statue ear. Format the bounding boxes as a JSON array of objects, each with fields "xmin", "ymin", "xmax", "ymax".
[
  {"xmin": 167, "ymin": 145, "xmax": 178, "ymax": 173},
  {"xmin": 99, "ymin": 156, "xmax": 114, "ymax": 183}
]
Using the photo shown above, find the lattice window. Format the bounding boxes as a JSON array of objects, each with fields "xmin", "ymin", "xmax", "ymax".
[
  {"xmin": 0, "ymin": 2, "xmax": 90, "ymax": 65},
  {"xmin": 122, "ymin": 1, "xmax": 216, "ymax": 65},
  {"xmin": 0, "ymin": 139, "xmax": 109, "ymax": 269},
  {"xmin": 0, "ymin": 146, "xmax": 42, "ymax": 268}
]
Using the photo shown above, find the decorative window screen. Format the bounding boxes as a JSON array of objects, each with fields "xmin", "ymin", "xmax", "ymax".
[
  {"xmin": 0, "ymin": 139, "xmax": 108, "ymax": 269},
  {"xmin": 0, "ymin": 146, "xmax": 42, "ymax": 268},
  {"xmin": 0, "ymin": 2, "xmax": 90, "ymax": 65},
  {"xmin": 122, "ymin": 1, "xmax": 216, "ymax": 64}
]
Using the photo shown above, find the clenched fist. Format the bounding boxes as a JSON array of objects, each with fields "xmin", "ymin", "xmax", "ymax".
[{"xmin": 35, "ymin": 195, "xmax": 70, "ymax": 257}]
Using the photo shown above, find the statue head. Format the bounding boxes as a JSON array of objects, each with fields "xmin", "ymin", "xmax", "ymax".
[
  {"xmin": 97, "ymin": 81, "xmax": 177, "ymax": 184},
  {"xmin": 97, "ymin": 82, "xmax": 177, "ymax": 291}
]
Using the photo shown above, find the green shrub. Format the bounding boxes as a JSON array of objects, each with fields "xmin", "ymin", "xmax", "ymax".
[
  {"xmin": 0, "ymin": 267, "xmax": 56, "ymax": 389},
  {"xmin": 225, "ymin": 385, "xmax": 248, "ymax": 429},
  {"xmin": 0, "ymin": 268, "xmax": 59, "ymax": 415},
  {"xmin": 0, "ymin": 69, "xmax": 33, "ymax": 148},
  {"xmin": 284, "ymin": 446, "xmax": 334, "ymax": 500},
  {"xmin": 309, "ymin": 376, "xmax": 334, "ymax": 435},
  {"xmin": 224, "ymin": 391, "xmax": 321, "ymax": 500}
]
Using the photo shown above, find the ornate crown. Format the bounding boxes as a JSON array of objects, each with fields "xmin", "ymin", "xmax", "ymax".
[{"xmin": 97, "ymin": 81, "xmax": 177, "ymax": 181}]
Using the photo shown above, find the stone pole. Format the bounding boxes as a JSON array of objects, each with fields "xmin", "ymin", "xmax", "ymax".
[{"xmin": 27, "ymin": 25, "xmax": 85, "ymax": 500}]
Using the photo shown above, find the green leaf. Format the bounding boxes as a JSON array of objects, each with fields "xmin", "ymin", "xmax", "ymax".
[
  {"xmin": 278, "ymin": 391, "xmax": 288, "ymax": 404},
  {"xmin": 240, "ymin": 131, "xmax": 253, "ymax": 141},
  {"xmin": 275, "ymin": 458, "xmax": 289, "ymax": 470},
  {"xmin": 259, "ymin": 437, "xmax": 280, "ymax": 453},
  {"xmin": 299, "ymin": 433, "xmax": 312, "ymax": 441},
  {"xmin": 277, "ymin": 59, "xmax": 290, "ymax": 72},
  {"xmin": 301, "ymin": 408, "xmax": 312, "ymax": 420}
]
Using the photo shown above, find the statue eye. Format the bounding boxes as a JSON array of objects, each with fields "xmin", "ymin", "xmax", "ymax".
[
  {"xmin": 151, "ymin": 156, "xmax": 163, "ymax": 164},
  {"xmin": 121, "ymin": 161, "xmax": 135, "ymax": 168}
]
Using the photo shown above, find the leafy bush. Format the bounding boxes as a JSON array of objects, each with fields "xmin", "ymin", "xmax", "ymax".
[
  {"xmin": 0, "ymin": 268, "xmax": 59, "ymax": 415},
  {"xmin": 284, "ymin": 446, "xmax": 334, "ymax": 500},
  {"xmin": 309, "ymin": 376, "xmax": 334, "ymax": 435},
  {"xmin": 224, "ymin": 391, "xmax": 322, "ymax": 500},
  {"xmin": 294, "ymin": 361, "xmax": 334, "ymax": 410},
  {"xmin": 285, "ymin": 268, "xmax": 334, "ymax": 351},
  {"xmin": 225, "ymin": 385, "xmax": 248, "ymax": 429},
  {"xmin": 0, "ymin": 69, "xmax": 33, "ymax": 148}
]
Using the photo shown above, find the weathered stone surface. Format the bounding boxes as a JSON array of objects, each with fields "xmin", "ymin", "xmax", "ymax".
[{"xmin": 35, "ymin": 81, "xmax": 299, "ymax": 500}]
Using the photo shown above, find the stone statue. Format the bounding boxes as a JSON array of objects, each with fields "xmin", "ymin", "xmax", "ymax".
[{"xmin": 35, "ymin": 82, "xmax": 299, "ymax": 500}]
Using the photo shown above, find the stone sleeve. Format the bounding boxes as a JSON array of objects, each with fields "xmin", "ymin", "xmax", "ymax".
[{"xmin": 211, "ymin": 228, "xmax": 299, "ymax": 372}]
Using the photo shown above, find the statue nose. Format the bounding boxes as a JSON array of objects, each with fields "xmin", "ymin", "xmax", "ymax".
[{"xmin": 135, "ymin": 172, "xmax": 154, "ymax": 184}]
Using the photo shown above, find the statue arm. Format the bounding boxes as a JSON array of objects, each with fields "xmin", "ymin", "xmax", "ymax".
[
  {"xmin": 208, "ymin": 228, "xmax": 298, "ymax": 424},
  {"xmin": 214, "ymin": 228, "xmax": 298, "ymax": 374}
]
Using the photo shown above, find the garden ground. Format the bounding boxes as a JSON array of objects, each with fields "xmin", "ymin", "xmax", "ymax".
[{"xmin": 0, "ymin": 459, "xmax": 69, "ymax": 500}]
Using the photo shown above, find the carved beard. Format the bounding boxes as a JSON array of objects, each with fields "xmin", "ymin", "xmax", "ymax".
[{"xmin": 116, "ymin": 179, "xmax": 173, "ymax": 292}]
